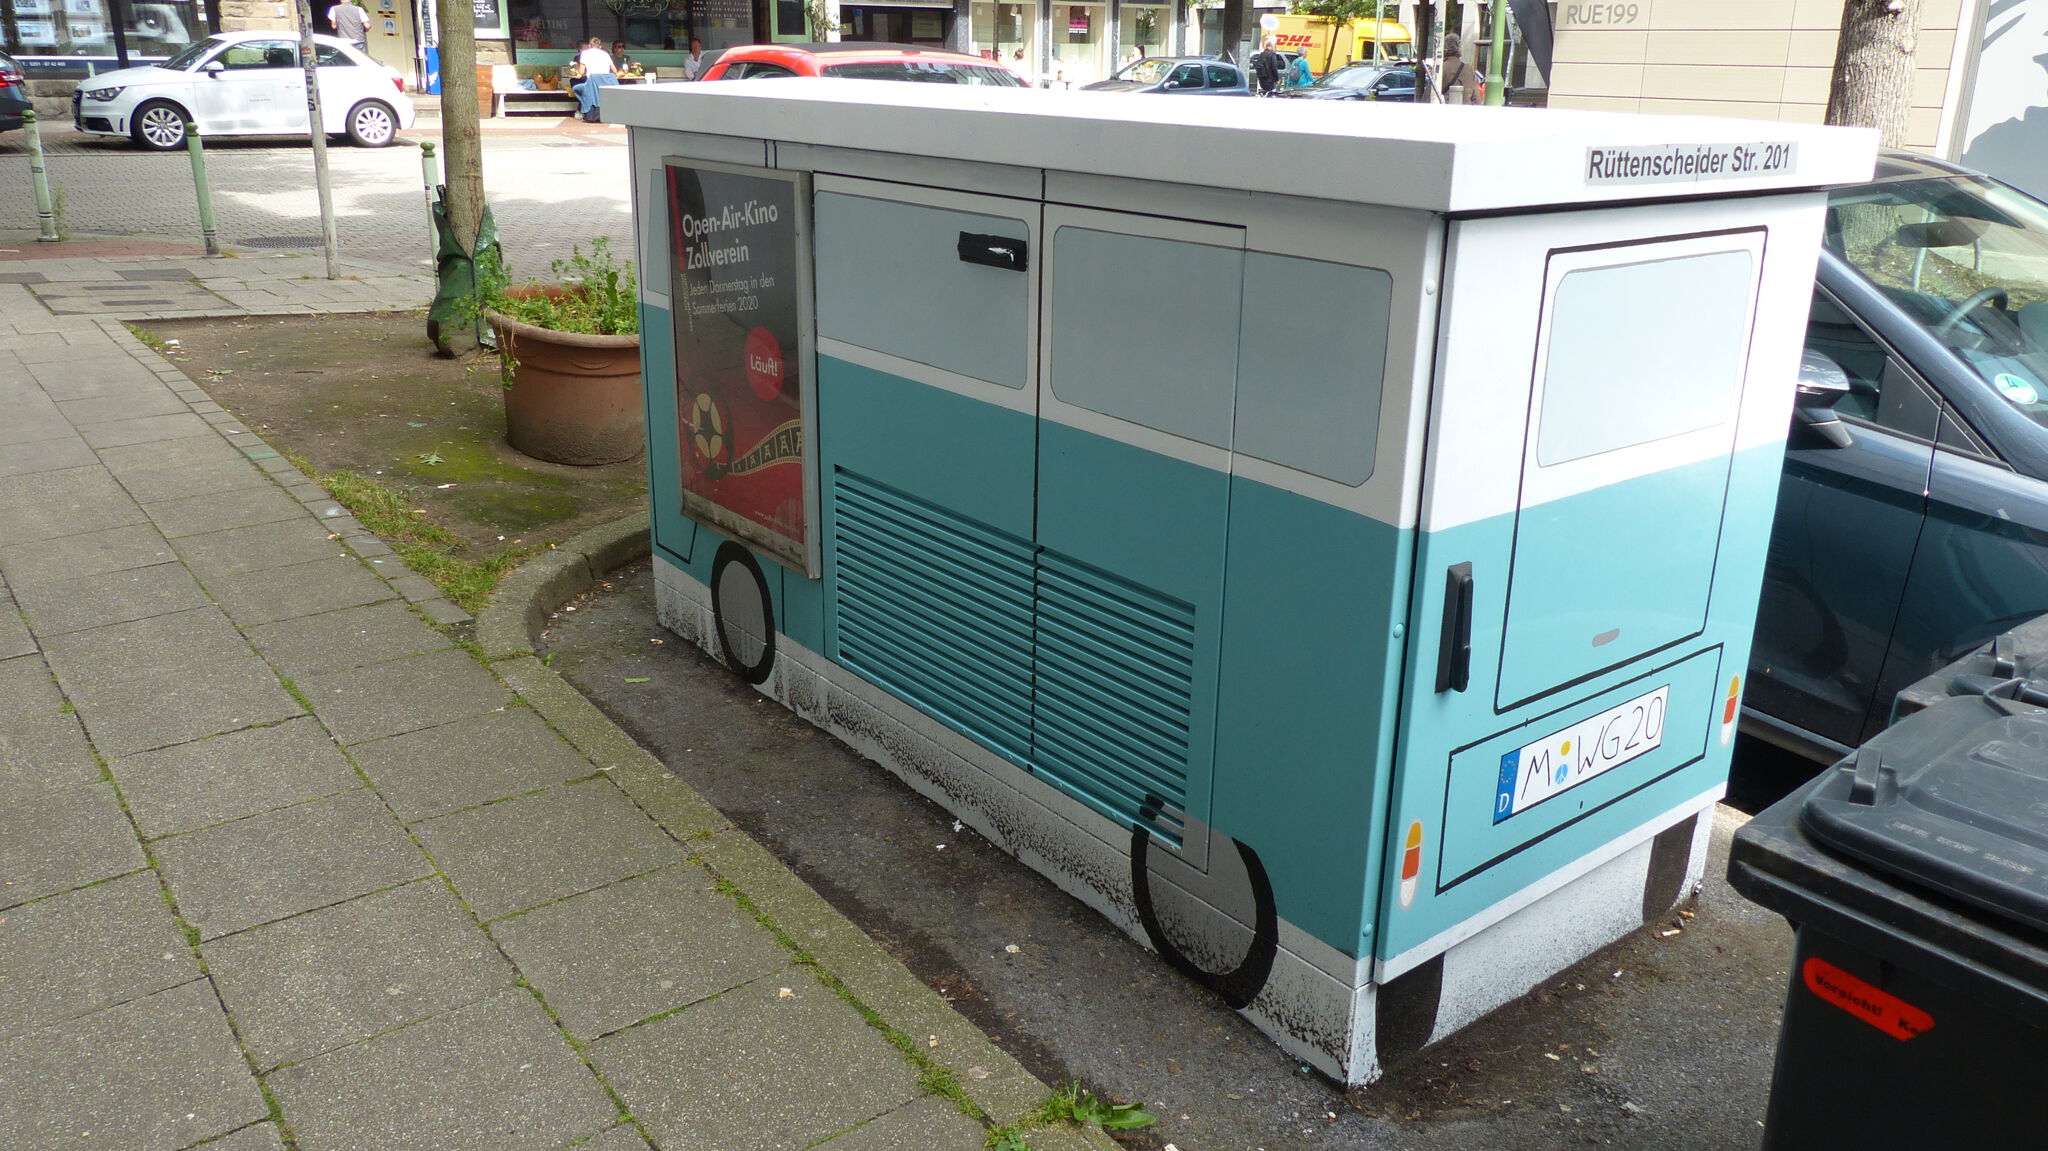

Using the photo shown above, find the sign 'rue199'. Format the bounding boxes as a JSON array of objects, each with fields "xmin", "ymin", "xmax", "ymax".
[{"xmin": 667, "ymin": 163, "xmax": 813, "ymax": 572}]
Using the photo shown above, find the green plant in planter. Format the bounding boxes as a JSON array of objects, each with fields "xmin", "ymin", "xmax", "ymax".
[{"xmin": 467, "ymin": 237, "xmax": 640, "ymax": 384}]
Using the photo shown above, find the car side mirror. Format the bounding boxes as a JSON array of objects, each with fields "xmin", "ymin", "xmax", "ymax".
[
  {"xmin": 1794, "ymin": 349, "xmax": 1854, "ymax": 449},
  {"xmin": 204, "ymin": 61, "xmax": 226, "ymax": 77}
]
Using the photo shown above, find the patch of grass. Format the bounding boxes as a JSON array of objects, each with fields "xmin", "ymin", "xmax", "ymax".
[
  {"xmin": 126, "ymin": 323, "xmax": 170, "ymax": 353},
  {"xmin": 1029, "ymin": 1083, "xmax": 1157, "ymax": 1134},
  {"xmin": 306, "ymin": 463, "xmax": 540, "ymax": 615}
]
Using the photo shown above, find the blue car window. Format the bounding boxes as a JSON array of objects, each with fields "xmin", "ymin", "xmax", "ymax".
[
  {"xmin": 1207, "ymin": 64, "xmax": 1236, "ymax": 87},
  {"xmin": 1808, "ymin": 288, "xmax": 1940, "ymax": 437},
  {"xmin": 1169, "ymin": 64, "xmax": 1203, "ymax": 88}
]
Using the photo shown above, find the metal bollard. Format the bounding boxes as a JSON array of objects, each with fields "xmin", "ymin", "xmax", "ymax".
[
  {"xmin": 183, "ymin": 120, "xmax": 222, "ymax": 257},
  {"xmin": 420, "ymin": 140, "xmax": 440, "ymax": 265},
  {"xmin": 22, "ymin": 108, "xmax": 61, "ymax": 243}
]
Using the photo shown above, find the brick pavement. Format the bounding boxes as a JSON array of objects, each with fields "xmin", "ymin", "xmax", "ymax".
[
  {"xmin": 0, "ymin": 118, "xmax": 633, "ymax": 269},
  {"xmin": 0, "ymin": 255, "xmax": 1109, "ymax": 1150}
]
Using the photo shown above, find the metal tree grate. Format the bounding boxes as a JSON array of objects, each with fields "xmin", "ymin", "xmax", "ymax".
[{"xmin": 238, "ymin": 236, "xmax": 326, "ymax": 249}]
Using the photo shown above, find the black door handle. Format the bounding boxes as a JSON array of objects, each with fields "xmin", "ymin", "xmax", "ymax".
[
  {"xmin": 957, "ymin": 232, "xmax": 1028, "ymax": 271},
  {"xmin": 1436, "ymin": 562, "xmax": 1473, "ymax": 694}
]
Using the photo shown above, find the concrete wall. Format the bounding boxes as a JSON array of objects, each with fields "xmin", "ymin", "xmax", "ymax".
[{"xmin": 1546, "ymin": 0, "xmax": 1968, "ymax": 152}]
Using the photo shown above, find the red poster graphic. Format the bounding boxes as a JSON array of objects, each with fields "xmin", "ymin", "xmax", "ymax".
[{"xmin": 667, "ymin": 164, "xmax": 810, "ymax": 572}]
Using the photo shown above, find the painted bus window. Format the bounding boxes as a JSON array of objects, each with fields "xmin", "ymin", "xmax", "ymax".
[
  {"xmin": 1048, "ymin": 226, "xmax": 1241, "ymax": 448},
  {"xmin": 1234, "ymin": 252, "xmax": 1393, "ymax": 486},
  {"xmin": 814, "ymin": 193, "xmax": 1031, "ymax": 391},
  {"xmin": 1536, "ymin": 248, "xmax": 1755, "ymax": 467}
]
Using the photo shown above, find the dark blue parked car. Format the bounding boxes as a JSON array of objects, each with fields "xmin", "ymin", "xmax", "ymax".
[
  {"xmin": 1276, "ymin": 61, "xmax": 1417, "ymax": 102},
  {"xmin": 1081, "ymin": 56, "xmax": 1250, "ymax": 96},
  {"xmin": 1749, "ymin": 152, "xmax": 2048, "ymax": 760}
]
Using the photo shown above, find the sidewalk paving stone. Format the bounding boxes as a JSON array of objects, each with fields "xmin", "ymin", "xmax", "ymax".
[
  {"xmin": 203, "ymin": 878, "xmax": 516, "ymax": 1071},
  {"xmin": 70, "ymin": 654, "xmax": 305, "ymax": 758},
  {"xmin": 0, "ymin": 651, "xmax": 62, "ymax": 722},
  {"xmin": 575, "ymin": 1125, "xmax": 653, "ymax": 1151},
  {"xmin": 153, "ymin": 788, "xmax": 431, "ymax": 940},
  {"xmin": 820, "ymin": 1095, "xmax": 992, "ymax": 1150},
  {"xmin": 205, "ymin": 554, "xmax": 394, "ymax": 627},
  {"xmin": 0, "ymin": 713, "xmax": 99, "ymax": 796},
  {"xmin": 241, "ymin": 599, "xmax": 451, "ymax": 679},
  {"xmin": 99, "ymin": 436, "xmax": 278, "ymax": 505},
  {"xmin": 352, "ymin": 708, "xmax": 603, "ymax": 823},
  {"xmin": 143, "ymin": 483, "xmax": 306, "ymax": 539},
  {"xmin": 56, "ymin": 384, "xmax": 192, "ymax": 425},
  {"xmin": 74, "ymin": 411, "xmax": 215, "ymax": 450},
  {"xmin": 264, "ymin": 988, "xmax": 616, "ymax": 1151},
  {"xmin": 0, "ymin": 872, "xmax": 197, "ymax": 1039},
  {"xmin": 0, "ymin": 980, "xmax": 268, "ymax": 1151},
  {"xmin": 11, "ymin": 559, "xmax": 210, "ymax": 637},
  {"xmin": 0, "ymin": 436, "xmax": 96, "ymax": 478},
  {"xmin": 27, "ymin": 356, "xmax": 168, "ymax": 401},
  {"xmin": 0, "ymin": 597, "xmax": 29, "ymax": 658},
  {"xmin": 302, "ymin": 647, "xmax": 513, "ymax": 745},
  {"xmin": 110, "ymin": 716, "xmax": 360, "ymax": 839},
  {"xmin": 488, "ymin": 864, "xmax": 790, "ymax": 1041},
  {"xmin": 0, "ymin": 521, "xmax": 174, "ymax": 585},
  {"xmin": 189, "ymin": 1124, "xmax": 287, "ymax": 1151},
  {"xmin": 0, "ymin": 466, "xmax": 145, "ymax": 548},
  {"xmin": 39, "ymin": 604, "xmax": 253, "ymax": 691},
  {"xmin": 413, "ymin": 778, "xmax": 685, "ymax": 922},
  {"xmin": 0, "ymin": 783, "xmax": 145, "ymax": 912},
  {"xmin": 588, "ymin": 974, "xmax": 923, "ymax": 1151}
]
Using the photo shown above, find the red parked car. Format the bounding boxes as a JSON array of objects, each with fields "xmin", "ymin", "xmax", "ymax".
[{"xmin": 695, "ymin": 42, "xmax": 1024, "ymax": 85}]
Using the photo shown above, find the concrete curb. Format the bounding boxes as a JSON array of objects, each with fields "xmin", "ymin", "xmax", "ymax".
[{"xmin": 477, "ymin": 518, "xmax": 1118, "ymax": 1146}]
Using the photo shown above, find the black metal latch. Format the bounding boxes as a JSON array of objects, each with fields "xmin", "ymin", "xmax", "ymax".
[{"xmin": 957, "ymin": 232, "xmax": 1028, "ymax": 272}]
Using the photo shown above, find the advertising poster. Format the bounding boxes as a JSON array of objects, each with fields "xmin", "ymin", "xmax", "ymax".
[{"xmin": 667, "ymin": 162, "xmax": 814, "ymax": 573}]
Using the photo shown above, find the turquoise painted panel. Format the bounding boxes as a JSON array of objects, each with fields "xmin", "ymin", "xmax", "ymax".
[
  {"xmin": 1036, "ymin": 421, "xmax": 1225, "ymax": 838},
  {"xmin": 641, "ymin": 302, "xmax": 694, "ymax": 563},
  {"xmin": 815, "ymin": 355, "xmax": 1036, "ymax": 536},
  {"xmin": 1378, "ymin": 442, "xmax": 1788, "ymax": 963},
  {"xmin": 1442, "ymin": 647, "xmax": 1719, "ymax": 882},
  {"xmin": 1212, "ymin": 479, "xmax": 1409, "ymax": 958},
  {"xmin": 1498, "ymin": 453, "xmax": 1732, "ymax": 706},
  {"xmin": 816, "ymin": 354, "xmax": 1039, "ymax": 765}
]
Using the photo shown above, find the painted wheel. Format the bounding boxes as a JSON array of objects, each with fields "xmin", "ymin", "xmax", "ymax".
[
  {"xmin": 130, "ymin": 100, "xmax": 189, "ymax": 151},
  {"xmin": 711, "ymin": 542, "xmax": 775, "ymax": 685},
  {"xmin": 346, "ymin": 100, "xmax": 398, "ymax": 147}
]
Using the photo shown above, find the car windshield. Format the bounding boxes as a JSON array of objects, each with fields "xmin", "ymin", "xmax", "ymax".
[
  {"xmin": 162, "ymin": 37, "xmax": 224, "ymax": 70},
  {"xmin": 1832, "ymin": 169, "xmax": 2048, "ymax": 427},
  {"xmin": 822, "ymin": 60, "xmax": 1023, "ymax": 85},
  {"xmin": 1111, "ymin": 58, "xmax": 1179, "ymax": 85},
  {"xmin": 1313, "ymin": 64, "xmax": 1386, "ymax": 89}
]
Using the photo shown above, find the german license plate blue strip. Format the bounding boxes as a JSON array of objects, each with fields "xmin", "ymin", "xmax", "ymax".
[{"xmin": 1494, "ymin": 685, "xmax": 1669, "ymax": 823}]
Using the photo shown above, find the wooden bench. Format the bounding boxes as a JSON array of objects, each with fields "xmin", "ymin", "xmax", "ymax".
[{"xmin": 494, "ymin": 88, "xmax": 580, "ymax": 117}]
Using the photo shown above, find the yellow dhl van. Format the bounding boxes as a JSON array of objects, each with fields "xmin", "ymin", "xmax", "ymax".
[{"xmin": 1270, "ymin": 14, "xmax": 1414, "ymax": 74}]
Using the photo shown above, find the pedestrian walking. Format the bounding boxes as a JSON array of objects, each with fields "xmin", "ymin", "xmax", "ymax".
[
  {"xmin": 328, "ymin": 0, "xmax": 369, "ymax": 48},
  {"xmin": 684, "ymin": 38, "xmax": 708, "ymax": 80},
  {"xmin": 1287, "ymin": 51, "xmax": 1313, "ymax": 88},
  {"xmin": 1250, "ymin": 36, "xmax": 1286, "ymax": 96}
]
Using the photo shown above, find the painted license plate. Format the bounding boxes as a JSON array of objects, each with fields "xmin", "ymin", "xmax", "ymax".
[{"xmin": 1495, "ymin": 686, "xmax": 1669, "ymax": 823}]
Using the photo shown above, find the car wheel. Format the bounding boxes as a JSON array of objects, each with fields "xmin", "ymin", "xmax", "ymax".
[
  {"xmin": 346, "ymin": 99, "xmax": 397, "ymax": 147},
  {"xmin": 130, "ymin": 100, "xmax": 188, "ymax": 150}
]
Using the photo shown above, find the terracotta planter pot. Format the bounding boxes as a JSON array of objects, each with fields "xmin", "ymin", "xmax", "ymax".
[{"xmin": 485, "ymin": 291, "xmax": 643, "ymax": 466}]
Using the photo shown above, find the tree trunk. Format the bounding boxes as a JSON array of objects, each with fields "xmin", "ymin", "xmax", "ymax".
[
  {"xmin": 1221, "ymin": 0, "xmax": 1247, "ymax": 63},
  {"xmin": 1825, "ymin": 0, "xmax": 1923, "ymax": 149},
  {"xmin": 436, "ymin": 0, "xmax": 485, "ymax": 258}
]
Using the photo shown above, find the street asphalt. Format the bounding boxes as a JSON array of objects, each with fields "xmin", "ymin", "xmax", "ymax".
[{"xmin": 0, "ymin": 112, "xmax": 1810, "ymax": 1151}]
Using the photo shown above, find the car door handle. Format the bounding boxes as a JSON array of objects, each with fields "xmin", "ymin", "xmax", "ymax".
[
  {"xmin": 1436, "ymin": 562, "xmax": 1474, "ymax": 694},
  {"xmin": 957, "ymin": 232, "xmax": 1027, "ymax": 272}
]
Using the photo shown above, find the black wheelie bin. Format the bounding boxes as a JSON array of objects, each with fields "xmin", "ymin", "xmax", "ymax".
[{"xmin": 1729, "ymin": 692, "xmax": 2048, "ymax": 1149}]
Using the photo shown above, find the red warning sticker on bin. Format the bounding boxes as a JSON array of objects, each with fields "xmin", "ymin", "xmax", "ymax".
[{"xmin": 1801, "ymin": 957, "xmax": 1934, "ymax": 1040}]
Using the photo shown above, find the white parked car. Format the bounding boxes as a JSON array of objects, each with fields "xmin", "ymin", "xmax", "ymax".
[{"xmin": 72, "ymin": 30, "xmax": 414, "ymax": 150}]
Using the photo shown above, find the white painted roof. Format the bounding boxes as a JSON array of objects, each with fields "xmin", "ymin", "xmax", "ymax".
[{"xmin": 609, "ymin": 78, "xmax": 1878, "ymax": 214}]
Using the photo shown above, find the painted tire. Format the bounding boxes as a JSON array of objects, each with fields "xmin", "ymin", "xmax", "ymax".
[
  {"xmin": 1129, "ymin": 808, "xmax": 1279, "ymax": 1011},
  {"xmin": 131, "ymin": 101, "xmax": 188, "ymax": 151},
  {"xmin": 711, "ymin": 542, "xmax": 775, "ymax": 685},
  {"xmin": 346, "ymin": 100, "xmax": 398, "ymax": 147}
]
